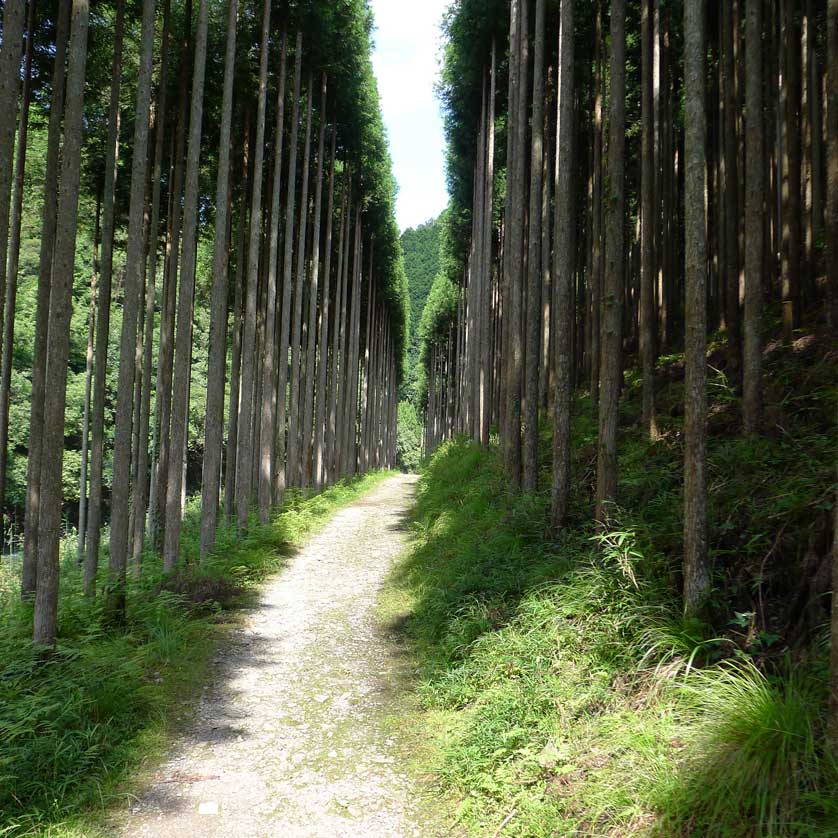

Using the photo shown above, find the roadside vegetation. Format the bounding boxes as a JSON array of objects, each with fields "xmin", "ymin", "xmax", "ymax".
[
  {"xmin": 0, "ymin": 471, "xmax": 389, "ymax": 838},
  {"xmin": 391, "ymin": 333, "xmax": 837, "ymax": 837}
]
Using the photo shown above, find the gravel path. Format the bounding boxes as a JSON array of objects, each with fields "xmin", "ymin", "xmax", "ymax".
[{"xmin": 118, "ymin": 474, "xmax": 445, "ymax": 838}]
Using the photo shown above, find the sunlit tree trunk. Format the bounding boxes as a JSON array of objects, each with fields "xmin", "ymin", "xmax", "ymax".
[
  {"xmin": 132, "ymin": 0, "xmax": 173, "ymax": 566},
  {"xmin": 104, "ymin": 0, "xmax": 156, "ymax": 619},
  {"xmin": 33, "ymin": 0, "xmax": 91, "ymax": 646},
  {"xmin": 162, "ymin": 0, "xmax": 209, "ymax": 570},
  {"xmin": 589, "ymin": 0, "xmax": 604, "ymax": 403},
  {"xmin": 151, "ymin": 1, "xmax": 191, "ymax": 548},
  {"xmin": 23, "ymin": 0, "xmax": 69, "ymax": 599}
]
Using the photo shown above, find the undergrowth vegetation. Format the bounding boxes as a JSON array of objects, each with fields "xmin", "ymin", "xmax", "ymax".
[
  {"xmin": 0, "ymin": 471, "xmax": 389, "ymax": 838},
  {"xmin": 390, "ymin": 333, "xmax": 837, "ymax": 837}
]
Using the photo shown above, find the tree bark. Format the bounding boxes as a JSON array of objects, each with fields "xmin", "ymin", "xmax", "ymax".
[
  {"xmin": 743, "ymin": 0, "xmax": 764, "ymax": 433},
  {"xmin": 640, "ymin": 0, "xmax": 658, "ymax": 439},
  {"xmin": 287, "ymin": 76, "xmax": 315, "ymax": 488},
  {"xmin": 77, "ymin": 192, "xmax": 100, "ymax": 566},
  {"xmin": 595, "ymin": 0, "xmax": 626, "ymax": 524},
  {"xmin": 0, "ymin": 0, "xmax": 27, "ymax": 348},
  {"xmin": 22, "ymin": 0, "xmax": 70, "ymax": 600},
  {"xmin": 0, "ymin": 0, "xmax": 34, "ymax": 517},
  {"xmin": 162, "ymin": 0, "xmax": 209, "ymax": 570},
  {"xmin": 234, "ymin": 0, "xmax": 271, "ymax": 529},
  {"xmin": 826, "ymin": 0, "xmax": 838, "ymax": 330},
  {"xmin": 224, "ymin": 121, "xmax": 250, "ymax": 520},
  {"xmin": 302, "ymin": 75, "xmax": 329, "ymax": 488},
  {"xmin": 256, "ymin": 31, "xmax": 287, "ymax": 523},
  {"xmin": 132, "ymin": 0, "xmax": 172, "ymax": 567},
  {"xmin": 314, "ymin": 129, "xmax": 337, "ymax": 489},
  {"xmin": 274, "ymin": 33, "xmax": 303, "ymax": 504},
  {"xmin": 683, "ymin": 0, "xmax": 710, "ymax": 617},
  {"xmin": 33, "ymin": 0, "xmax": 90, "ymax": 646},
  {"xmin": 104, "ymin": 0, "xmax": 156, "ymax": 617},
  {"xmin": 523, "ymin": 0, "xmax": 545, "ymax": 492},
  {"xmin": 551, "ymin": 0, "xmax": 574, "ymax": 527},
  {"xmin": 781, "ymin": 0, "xmax": 802, "ymax": 342}
]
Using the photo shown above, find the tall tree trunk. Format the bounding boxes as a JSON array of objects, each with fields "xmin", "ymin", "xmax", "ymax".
[
  {"xmin": 595, "ymin": 0, "xmax": 626, "ymax": 524},
  {"xmin": 683, "ymin": 0, "xmax": 710, "ymax": 617},
  {"xmin": 0, "ymin": 0, "xmax": 34, "ymax": 518},
  {"xmin": 481, "ymin": 42, "xmax": 496, "ymax": 447},
  {"xmin": 723, "ymin": 0, "xmax": 741, "ymax": 368},
  {"xmin": 781, "ymin": 0, "xmax": 802, "ymax": 342},
  {"xmin": 504, "ymin": 0, "xmax": 528, "ymax": 490},
  {"xmin": 162, "ymin": 0, "xmax": 209, "ymax": 570},
  {"xmin": 327, "ymin": 186, "xmax": 349, "ymax": 484},
  {"xmin": 523, "ymin": 0, "xmax": 545, "ymax": 492},
  {"xmin": 104, "ymin": 0, "xmax": 156, "ymax": 618},
  {"xmin": 551, "ymin": 0, "xmax": 574, "ymax": 527},
  {"xmin": 84, "ymin": 0, "xmax": 126, "ymax": 597},
  {"xmin": 33, "ymin": 0, "xmax": 90, "ymax": 646},
  {"xmin": 287, "ymin": 76, "xmax": 314, "ymax": 488},
  {"xmin": 77, "ymin": 192, "xmax": 100, "ymax": 565},
  {"xmin": 302, "ymin": 75, "xmax": 328, "ymax": 488},
  {"xmin": 0, "ymin": 0, "xmax": 27, "ymax": 345},
  {"xmin": 234, "ymin": 0, "xmax": 271, "ymax": 529},
  {"xmin": 743, "ymin": 0, "xmax": 764, "ymax": 433},
  {"xmin": 640, "ymin": 0, "xmax": 658, "ymax": 439},
  {"xmin": 22, "ymin": 0, "xmax": 70, "ymax": 599},
  {"xmin": 314, "ymin": 129, "xmax": 337, "ymax": 489},
  {"xmin": 224, "ymin": 121, "xmax": 250, "ymax": 519},
  {"xmin": 274, "ymin": 33, "xmax": 303, "ymax": 504},
  {"xmin": 132, "ymin": 0, "xmax": 173, "ymax": 567},
  {"xmin": 828, "ymin": 0, "xmax": 838, "ymax": 748},
  {"xmin": 256, "ymin": 31, "xmax": 287, "ymax": 523},
  {"xmin": 151, "ymin": 0, "xmax": 192, "ymax": 549},
  {"xmin": 590, "ymin": 0, "xmax": 604, "ymax": 402}
]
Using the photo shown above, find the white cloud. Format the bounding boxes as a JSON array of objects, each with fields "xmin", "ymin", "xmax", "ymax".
[{"xmin": 370, "ymin": 0, "xmax": 450, "ymax": 232}]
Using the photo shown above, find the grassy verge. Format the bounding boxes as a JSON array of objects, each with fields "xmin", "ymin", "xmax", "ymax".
[
  {"xmin": 0, "ymin": 470, "xmax": 391, "ymax": 838},
  {"xmin": 387, "ymin": 333, "xmax": 837, "ymax": 836}
]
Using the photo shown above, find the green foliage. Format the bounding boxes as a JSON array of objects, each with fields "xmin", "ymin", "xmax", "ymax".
[
  {"xmin": 401, "ymin": 215, "xmax": 442, "ymax": 392},
  {"xmin": 0, "ymin": 471, "xmax": 391, "ymax": 837},
  {"xmin": 396, "ymin": 401, "xmax": 422, "ymax": 472},
  {"xmin": 388, "ymin": 333, "xmax": 837, "ymax": 836}
]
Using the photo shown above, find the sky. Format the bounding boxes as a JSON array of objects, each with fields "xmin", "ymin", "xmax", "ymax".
[{"xmin": 369, "ymin": 0, "xmax": 450, "ymax": 233}]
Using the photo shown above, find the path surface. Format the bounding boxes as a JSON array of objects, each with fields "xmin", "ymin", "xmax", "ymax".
[{"xmin": 119, "ymin": 474, "xmax": 444, "ymax": 838}]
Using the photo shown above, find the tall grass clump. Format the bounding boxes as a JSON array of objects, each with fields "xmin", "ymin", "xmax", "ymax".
[{"xmin": 0, "ymin": 470, "xmax": 390, "ymax": 837}]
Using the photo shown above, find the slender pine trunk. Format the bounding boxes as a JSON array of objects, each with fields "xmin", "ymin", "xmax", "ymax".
[
  {"xmin": 33, "ymin": 0, "xmax": 91, "ymax": 646},
  {"xmin": 104, "ymin": 0, "xmax": 156, "ymax": 618}
]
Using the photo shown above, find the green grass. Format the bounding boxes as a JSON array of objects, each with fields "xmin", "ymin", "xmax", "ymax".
[
  {"xmin": 0, "ymin": 470, "xmax": 392, "ymax": 838},
  {"xmin": 387, "ymin": 333, "xmax": 837, "ymax": 837}
]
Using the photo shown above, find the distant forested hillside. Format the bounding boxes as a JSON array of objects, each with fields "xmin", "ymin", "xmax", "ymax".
[{"xmin": 400, "ymin": 215, "xmax": 441, "ymax": 391}]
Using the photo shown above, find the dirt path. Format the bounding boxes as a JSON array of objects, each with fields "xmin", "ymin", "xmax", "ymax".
[{"xmin": 118, "ymin": 474, "xmax": 444, "ymax": 838}]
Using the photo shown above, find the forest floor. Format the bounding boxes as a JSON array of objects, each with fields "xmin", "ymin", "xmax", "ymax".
[{"xmin": 113, "ymin": 474, "xmax": 447, "ymax": 838}]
